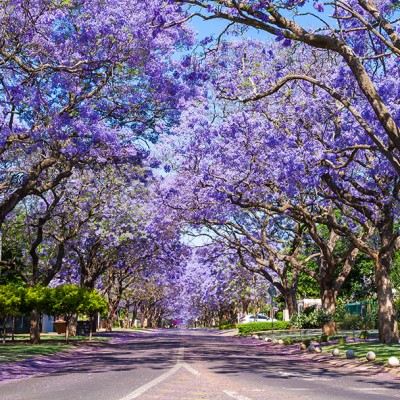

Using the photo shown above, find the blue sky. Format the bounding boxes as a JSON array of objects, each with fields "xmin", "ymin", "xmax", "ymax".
[{"xmin": 189, "ymin": 3, "xmax": 332, "ymax": 42}]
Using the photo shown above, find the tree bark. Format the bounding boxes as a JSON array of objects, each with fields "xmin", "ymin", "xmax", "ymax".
[
  {"xmin": 68, "ymin": 313, "xmax": 78, "ymax": 337},
  {"xmin": 284, "ymin": 287, "xmax": 298, "ymax": 318},
  {"xmin": 65, "ymin": 317, "xmax": 70, "ymax": 343},
  {"xmin": 30, "ymin": 309, "xmax": 41, "ymax": 344},
  {"xmin": 89, "ymin": 315, "xmax": 94, "ymax": 341},
  {"xmin": 2, "ymin": 321, "xmax": 6, "ymax": 345},
  {"xmin": 375, "ymin": 255, "xmax": 399, "ymax": 343},
  {"xmin": 106, "ymin": 307, "xmax": 116, "ymax": 332},
  {"xmin": 12, "ymin": 317, "xmax": 15, "ymax": 342},
  {"xmin": 321, "ymin": 285, "xmax": 337, "ymax": 336}
]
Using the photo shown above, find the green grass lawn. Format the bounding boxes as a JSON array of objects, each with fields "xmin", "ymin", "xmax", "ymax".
[
  {"xmin": 323, "ymin": 341, "xmax": 400, "ymax": 365},
  {"xmin": 14, "ymin": 333, "xmax": 111, "ymax": 343},
  {"xmin": 0, "ymin": 333, "xmax": 112, "ymax": 364},
  {"xmin": 0, "ymin": 342, "xmax": 73, "ymax": 363},
  {"xmin": 250, "ymin": 329, "xmax": 400, "ymax": 366}
]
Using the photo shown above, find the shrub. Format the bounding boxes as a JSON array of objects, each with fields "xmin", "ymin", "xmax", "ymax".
[
  {"xmin": 338, "ymin": 336, "xmax": 347, "ymax": 345},
  {"xmin": 315, "ymin": 309, "xmax": 334, "ymax": 327},
  {"xmin": 359, "ymin": 330, "xmax": 369, "ymax": 339},
  {"xmin": 320, "ymin": 334, "xmax": 329, "ymax": 342},
  {"xmin": 333, "ymin": 299, "xmax": 347, "ymax": 322},
  {"xmin": 290, "ymin": 308, "xmax": 333, "ymax": 329},
  {"xmin": 290, "ymin": 312, "xmax": 308, "ymax": 329},
  {"xmin": 338, "ymin": 314, "xmax": 363, "ymax": 330},
  {"xmin": 219, "ymin": 323, "xmax": 236, "ymax": 330},
  {"xmin": 362, "ymin": 307, "xmax": 378, "ymax": 330},
  {"xmin": 276, "ymin": 311, "xmax": 283, "ymax": 320},
  {"xmin": 238, "ymin": 321, "xmax": 291, "ymax": 334},
  {"xmin": 283, "ymin": 337, "xmax": 293, "ymax": 345}
]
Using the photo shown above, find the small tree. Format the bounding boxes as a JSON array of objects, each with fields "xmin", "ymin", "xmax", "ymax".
[
  {"xmin": 79, "ymin": 289, "xmax": 107, "ymax": 340},
  {"xmin": 23, "ymin": 286, "xmax": 53, "ymax": 344},
  {"xmin": 0, "ymin": 285, "xmax": 25, "ymax": 345},
  {"xmin": 51, "ymin": 285, "xmax": 85, "ymax": 343}
]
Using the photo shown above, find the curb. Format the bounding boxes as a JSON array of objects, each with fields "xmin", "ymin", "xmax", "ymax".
[
  {"xmin": 239, "ymin": 334, "xmax": 400, "ymax": 380},
  {"xmin": 291, "ymin": 344, "xmax": 400, "ymax": 380}
]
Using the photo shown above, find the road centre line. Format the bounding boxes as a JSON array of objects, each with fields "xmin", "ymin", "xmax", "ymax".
[
  {"xmin": 223, "ymin": 390, "xmax": 254, "ymax": 400},
  {"xmin": 180, "ymin": 362, "xmax": 201, "ymax": 376},
  {"xmin": 118, "ymin": 347, "xmax": 202, "ymax": 400},
  {"xmin": 177, "ymin": 346, "xmax": 184, "ymax": 362},
  {"xmin": 118, "ymin": 364, "xmax": 181, "ymax": 400}
]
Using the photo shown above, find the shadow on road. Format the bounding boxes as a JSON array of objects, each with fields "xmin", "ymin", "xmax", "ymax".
[
  {"xmin": 177, "ymin": 330, "xmax": 400, "ymax": 392},
  {"xmin": 0, "ymin": 332, "xmax": 178, "ymax": 382},
  {"xmin": 1, "ymin": 328, "xmax": 399, "ymax": 395}
]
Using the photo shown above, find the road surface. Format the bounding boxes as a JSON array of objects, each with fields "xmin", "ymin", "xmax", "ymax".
[{"xmin": 1, "ymin": 329, "xmax": 399, "ymax": 400}]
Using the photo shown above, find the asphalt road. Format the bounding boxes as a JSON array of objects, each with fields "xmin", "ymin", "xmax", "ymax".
[{"xmin": 1, "ymin": 329, "xmax": 399, "ymax": 400}]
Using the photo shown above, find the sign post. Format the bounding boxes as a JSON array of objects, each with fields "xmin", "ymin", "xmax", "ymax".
[{"xmin": 267, "ymin": 285, "xmax": 277, "ymax": 333}]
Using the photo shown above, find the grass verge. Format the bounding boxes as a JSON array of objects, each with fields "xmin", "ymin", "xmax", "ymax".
[
  {"xmin": 0, "ymin": 333, "xmax": 112, "ymax": 364},
  {"xmin": 323, "ymin": 341, "xmax": 400, "ymax": 365},
  {"xmin": 0, "ymin": 343, "xmax": 73, "ymax": 363}
]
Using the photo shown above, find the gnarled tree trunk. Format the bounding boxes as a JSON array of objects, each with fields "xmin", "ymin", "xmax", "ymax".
[
  {"xmin": 321, "ymin": 285, "xmax": 337, "ymax": 336},
  {"xmin": 285, "ymin": 288, "xmax": 298, "ymax": 318},
  {"xmin": 375, "ymin": 254, "xmax": 399, "ymax": 343},
  {"xmin": 30, "ymin": 309, "xmax": 41, "ymax": 344},
  {"xmin": 106, "ymin": 307, "xmax": 116, "ymax": 332},
  {"xmin": 68, "ymin": 314, "xmax": 78, "ymax": 337}
]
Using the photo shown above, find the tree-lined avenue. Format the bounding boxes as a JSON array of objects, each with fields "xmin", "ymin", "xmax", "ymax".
[{"xmin": 1, "ymin": 330, "xmax": 399, "ymax": 400}]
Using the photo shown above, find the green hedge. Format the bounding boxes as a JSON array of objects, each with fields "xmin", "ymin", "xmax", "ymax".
[
  {"xmin": 238, "ymin": 321, "xmax": 291, "ymax": 334},
  {"xmin": 219, "ymin": 323, "xmax": 237, "ymax": 330}
]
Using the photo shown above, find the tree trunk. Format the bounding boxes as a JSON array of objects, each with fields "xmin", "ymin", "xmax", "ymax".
[
  {"xmin": 284, "ymin": 287, "xmax": 298, "ymax": 318},
  {"xmin": 106, "ymin": 307, "xmax": 116, "ymax": 332},
  {"xmin": 12, "ymin": 317, "xmax": 15, "ymax": 342},
  {"xmin": 105, "ymin": 319, "xmax": 113, "ymax": 332},
  {"xmin": 2, "ymin": 321, "xmax": 6, "ymax": 345},
  {"xmin": 30, "ymin": 309, "xmax": 41, "ymax": 344},
  {"xmin": 65, "ymin": 317, "xmax": 70, "ymax": 343},
  {"xmin": 68, "ymin": 314, "xmax": 78, "ymax": 337},
  {"xmin": 375, "ymin": 255, "xmax": 399, "ymax": 343},
  {"xmin": 321, "ymin": 286, "xmax": 337, "ymax": 336},
  {"xmin": 89, "ymin": 315, "xmax": 93, "ymax": 341}
]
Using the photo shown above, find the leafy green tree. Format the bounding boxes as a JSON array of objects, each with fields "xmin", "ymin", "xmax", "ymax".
[
  {"xmin": 297, "ymin": 273, "xmax": 320, "ymax": 300},
  {"xmin": 0, "ymin": 284, "xmax": 25, "ymax": 344},
  {"xmin": 391, "ymin": 251, "xmax": 400, "ymax": 293},
  {"xmin": 79, "ymin": 289, "xmax": 107, "ymax": 340},
  {"xmin": 338, "ymin": 254, "xmax": 376, "ymax": 301},
  {"xmin": 23, "ymin": 286, "xmax": 53, "ymax": 344},
  {"xmin": 51, "ymin": 285, "xmax": 85, "ymax": 342}
]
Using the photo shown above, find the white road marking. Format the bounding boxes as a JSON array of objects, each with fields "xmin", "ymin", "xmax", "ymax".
[
  {"xmin": 177, "ymin": 346, "xmax": 185, "ymax": 362},
  {"xmin": 118, "ymin": 347, "xmax": 202, "ymax": 400},
  {"xmin": 180, "ymin": 362, "xmax": 201, "ymax": 376},
  {"xmin": 223, "ymin": 390, "xmax": 254, "ymax": 400},
  {"xmin": 118, "ymin": 364, "xmax": 181, "ymax": 400}
]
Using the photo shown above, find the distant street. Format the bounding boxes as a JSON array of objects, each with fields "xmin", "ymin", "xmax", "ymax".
[{"xmin": 1, "ymin": 329, "xmax": 399, "ymax": 400}]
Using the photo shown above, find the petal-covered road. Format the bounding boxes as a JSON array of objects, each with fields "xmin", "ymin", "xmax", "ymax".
[{"xmin": 0, "ymin": 329, "xmax": 399, "ymax": 400}]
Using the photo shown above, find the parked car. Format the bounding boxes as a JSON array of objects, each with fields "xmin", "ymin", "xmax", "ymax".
[{"xmin": 239, "ymin": 314, "xmax": 275, "ymax": 323}]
